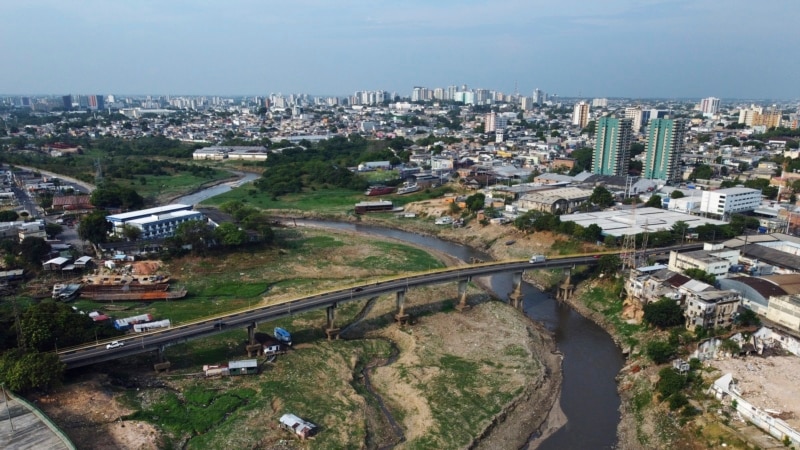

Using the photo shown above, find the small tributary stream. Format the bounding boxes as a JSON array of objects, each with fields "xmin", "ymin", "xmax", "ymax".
[{"xmin": 297, "ymin": 220, "xmax": 625, "ymax": 449}]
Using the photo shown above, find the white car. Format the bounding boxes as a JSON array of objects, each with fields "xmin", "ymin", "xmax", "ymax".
[{"xmin": 106, "ymin": 340, "xmax": 124, "ymax": 350}]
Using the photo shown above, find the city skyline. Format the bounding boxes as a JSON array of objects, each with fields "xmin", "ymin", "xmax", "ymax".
[{"xmin": 1, "ymin": 1, "xmax": 799, "ymax": 99}]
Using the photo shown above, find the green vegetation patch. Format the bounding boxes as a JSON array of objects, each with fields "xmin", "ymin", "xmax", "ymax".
[
  {"xmin": 128, "ymin": 384, "xmax": 255, "ymax": 436},
  {"xmin": 351, "ymin": 241, "xmax": 444, "ymax": 272},
  {"xmin": 407, "ymin": 354, "xmax": 515, "ymax": 446},
  {"xmin": 203, "ymin": 187, "xmax": 363, "ymax": 212},
  {"xmin": 583, "ymin": 283, "xmax": 643, "ymax": 347}
]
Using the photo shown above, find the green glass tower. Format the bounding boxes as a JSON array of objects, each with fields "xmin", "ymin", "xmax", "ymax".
[
  {"xmin": 644, "ymin": 118, "xmax": 686, "ymax": 184},
  {"xmin": 593, "ymin": 117, "xmax": 632, "ymax": 176}
]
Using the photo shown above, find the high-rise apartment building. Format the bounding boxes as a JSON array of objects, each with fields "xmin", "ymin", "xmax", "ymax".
[
  {"xmin": 592, "ymin": 98, "xmax": 608, "ymax": 108},
  {"xmin": 62, "ymin": 95, "xmax": 72, "ymax": 111},
  {"xmin": 644, "ymin": 118, "xmax": 687, "ymax": 184},
  {"xmin": 533, "ymin": 89, "xmax": 543, "ymax": 105},
  {"xmin": 624, "ymin": 107, "xmax": 644, "ymax": 134},
  {"xmin": 753, "ymin": 108, "xmax": 782, "ymax": 129},
  {"xmin": 593, "ymin": 117, "xmax": 632, "ymax": 176},
  {"xmin": 572, "ymin": 101, "xmax": 591, "ymax": 128},
  {"xmin": 485, "ymin": 112, "xmax": 496, "ymax": 133},
  {"xmin": 700, "ymin": 97, "xmax": 720, "ymax": 116}
]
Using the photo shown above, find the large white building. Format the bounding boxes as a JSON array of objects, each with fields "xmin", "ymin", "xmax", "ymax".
[
  {"xmin": 699, "ymin": 187, "xmax": 761, "ymax": 217},
  {"xmin": 668, "ymin": 243, "xmax": 739, "ymax": 279},
  {"xmin": 700, "ymin": 97, "xmax": 720, "ymax": 116},
  {"xmin": 572, "ymin": 101, "xmax": 590, "ymax": 129},
  {"xmin": 106, "ymin": 204, "xmax": 204, "ymax": 239}
]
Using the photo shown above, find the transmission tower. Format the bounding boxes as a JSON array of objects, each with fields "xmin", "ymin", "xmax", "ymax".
[
  {"xmin": 638, "ymin": 218, "xmax": 649, "ymax": 268},
  {"xmin": 620, "ymin": 203, "xmax": 637, "ymax": 272}
]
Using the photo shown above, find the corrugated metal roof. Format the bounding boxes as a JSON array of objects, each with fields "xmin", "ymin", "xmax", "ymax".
[
  {"xmin": 228, "ymin": 359, "xmax": 258, "ymax": 369},
  {"xmin": 762, "ymin": 274, "xmax": 800, "ymax": 295}
]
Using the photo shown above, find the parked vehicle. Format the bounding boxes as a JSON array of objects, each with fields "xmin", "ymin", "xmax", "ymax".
[
  {"xmin": 106, "ymin": 340, "xmax": 124, "ymax": 350},
  {"xmin": 529, "ymin": 254, "xmax": 547, "ymax": 263},
  {"xmin": 274, "ymin": 327, "xmax": 292, "ymax": 346},
  {"xmin": 435, "ymin": 216, "xmax": 454, "ymax": 225}
]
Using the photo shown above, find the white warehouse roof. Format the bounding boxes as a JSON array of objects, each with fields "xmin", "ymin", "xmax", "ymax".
[{"xmin": 563, "ymin": 207, "xmax": 728, "ymax": 237}]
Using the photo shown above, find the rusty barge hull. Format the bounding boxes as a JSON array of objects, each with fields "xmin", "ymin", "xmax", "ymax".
[{"xmin": 80, "ymin": 283, "xmax": 187, "ymax": 301}]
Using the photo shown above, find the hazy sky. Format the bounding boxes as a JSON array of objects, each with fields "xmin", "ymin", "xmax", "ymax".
[{"xmin": 1, "ymin": 0, "xmax": 798, "ymax": 99}]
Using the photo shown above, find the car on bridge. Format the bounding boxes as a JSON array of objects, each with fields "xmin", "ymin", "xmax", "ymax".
[{"xmin": 106, "ymin": 341, "xmax": 124, "ymax": 350}]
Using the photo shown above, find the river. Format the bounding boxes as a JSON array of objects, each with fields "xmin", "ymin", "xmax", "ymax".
[
  {"xmin": 174, "ymin": 171, "xmax": 260, "ymax": 205},
  {"xmin": 176, "ymin": 171, "xmax": 624, "ymax": 448},
  {"xmin": 295, "ymin": 221, "xmax": 624, "ymax": 449}
]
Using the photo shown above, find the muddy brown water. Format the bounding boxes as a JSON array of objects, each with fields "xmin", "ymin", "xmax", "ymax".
[{"xmin": 304, "ymin": 221, "xmax": 624, "ymax": 450}]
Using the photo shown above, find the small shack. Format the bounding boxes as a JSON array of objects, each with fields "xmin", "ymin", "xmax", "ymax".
[
  {"xmin": 279, "ymin": 413, "xmax": 317, "ymax": 439},
  {"xmin": 228, "ymin": 359, "xmax": 259, "ymax": 376},
  {"xmin": 42, "ymin": 257, "xmax": 71, "ymax": 271}
]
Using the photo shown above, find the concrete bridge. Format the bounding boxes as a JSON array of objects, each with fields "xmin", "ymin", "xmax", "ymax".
[{"xmin": 57, "ymin": 244, "xmax": 700, "ymax": 369}]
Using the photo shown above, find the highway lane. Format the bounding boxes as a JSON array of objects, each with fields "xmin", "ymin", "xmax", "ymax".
[{"xmin": 59, "ymin": 243, "xmax": 703, "ymax": 368}]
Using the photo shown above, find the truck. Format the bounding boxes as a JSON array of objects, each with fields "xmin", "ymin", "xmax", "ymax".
[{"xmin": 529, "ymin": 254, "xmax": 547, "ymax": 263}]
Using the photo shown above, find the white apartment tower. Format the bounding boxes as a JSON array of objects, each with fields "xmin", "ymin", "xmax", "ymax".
[
  {"xmin": 700, "ymin": 97, "xmax": 721, "ymax": 116},
  {"xmin": 572, "ymin": 101, "xmax": 591, "ymax": 128},
  {"xmin": 624, "ymin": 107, "xmax": 645, "ymax": 133}
]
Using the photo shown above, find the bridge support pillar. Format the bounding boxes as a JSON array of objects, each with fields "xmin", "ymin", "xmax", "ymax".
[
  {"xmin": 325, "ymin": 304, "xmax": 340, "ymax": 340},
  {"xmin": 508, "ymin": 271, "xmax": 524, "ymax": 310},
  {"xmin": 456, "ymin": 277, "xmax": 472, "ymax": 311},
  {"xmin": 154, "ymin": 346, "xmax": 170, "ymax": 373},
  {"xmin": 247, "ymin": 322, "xmax": 257, "ymax": 346},
  {"xmin": 556, "ymin": 269, "xmax": 574, "ymax": 301},
  {"xmin": 395, "ymin": 290, "xmax": 410, "ymax": 324}
]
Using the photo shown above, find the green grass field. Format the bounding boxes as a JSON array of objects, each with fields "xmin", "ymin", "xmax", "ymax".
[{"xmin": 202, "ymin": 184, "xmax": 454, "ymax": 212}]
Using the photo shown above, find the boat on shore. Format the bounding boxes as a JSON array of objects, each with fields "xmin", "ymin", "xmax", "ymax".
[
  {"xmin": 396, "ymin": 182, "xmax": 421, "ymax": 195},
  {"xmin": 80, "ymin": 286, "xmax": 187, "ymax": 302},
  {"xmin": 364, "ymin": 185, "xmax": 396, "ymax": 196}
]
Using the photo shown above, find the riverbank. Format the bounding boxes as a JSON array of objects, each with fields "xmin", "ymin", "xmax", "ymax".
[{"xmin": 291, "ymin": 219, "xmax": 566, "ymax": 449}]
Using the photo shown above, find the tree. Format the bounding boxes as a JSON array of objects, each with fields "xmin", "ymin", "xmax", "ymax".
[
  {"xmin": 45, "ymin": 223, "xmax": 63, "ymax": 238},
  {"xmin": 172, "ymin": 220, "xmax": 214, "ymax": 253},
  {"xmin": 735, "ymin": 308, "xmax": 761, "ymax": 327},
  {"xmin": 596, "ymin": 254, "xmax": 621, "ymax": 275},
  {"xmin": 584, "ymin": 223, "xmax": 603, "ymax": 242},
  {"xmin": 690, "ymin": 164, "xmax": 713, "ymax": 180},
  {"xmin": 465, "ymin": 193, "xmax": 486, "ymax": 213},
  {"xmin": 0, "ymin": 210, "xmax": 19, "ymax": 221},
  {"xmin": 19, "ymin": 237, "xmax": 50, "ymax": 266},
  {"xmin": 122, "ymin": 224, "xmax": 142, "ymax": 241},
  {"xmin": 670, "ymin": 190, "xmax": 685, "ymax": 199},
  {"xmin": 671, "ymin": 221, "xmax": 690, "ymax": 239},
  {"xmin": 643, "ymin": 298, "xmax": 685, "ymax": 328},
  {"xmin": 645, "ymin": 194, "xmax": 662, "ymax": 208},
  {"xmin": 630, "ymin": 142, "xmax": 646, "ymax": 157},
  {"xmin": 589, "ymin": 186, "xmax": 615, "ymax": 207},
  {"xmin": 0, "ymin": 350, "xmax": 64, "ymax": 392},
  {"xmin": 214, "ymin": 223, "xmax": 247, "ymax": 247},
  {"xmin": 720, "ymin": 136, "xmax": 741, "ymax": 147},
  {"xmin": 569, "ymin": 147, "xmax": 593, "ymax": 174},
  {"xmin": 656, "ymin": 366, "xmax": 687, "ymax": 399},
  {"xmin": 646, "ymin": 339, "xmax": 678, "ymax": 364},
  {"xmin": 683, "ymin": 268, "xmax": 716, "ymax": 285},
  {"xmin": 78, "ymin": 210, "xmax": 111, "ymax": 243}
]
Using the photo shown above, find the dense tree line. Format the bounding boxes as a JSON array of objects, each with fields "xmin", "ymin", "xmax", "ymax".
[
  {"xmin": 93, "ymin": 136, "xmax": 200, "ymax": 158},
  {"xmin": 255, "ymin": 136, "xmax": 380, "ymax": 197}
]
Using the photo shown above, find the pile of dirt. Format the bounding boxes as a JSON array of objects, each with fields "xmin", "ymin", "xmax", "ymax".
[{"xmin": 131, "ymin": 261, "xmax": 162, "ymax": 276}]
